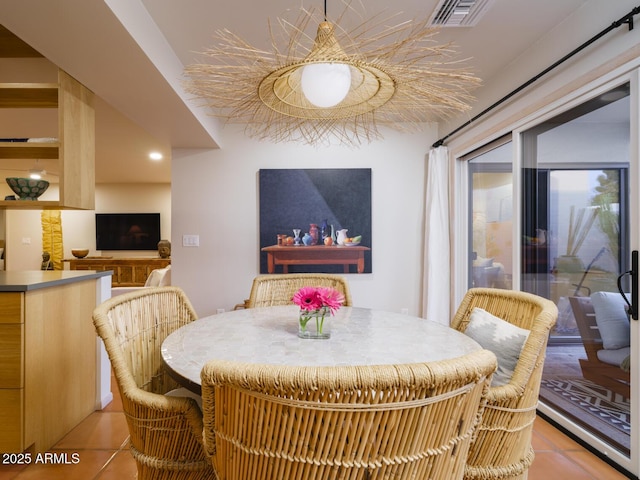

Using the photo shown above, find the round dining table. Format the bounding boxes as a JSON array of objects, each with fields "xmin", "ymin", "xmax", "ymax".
[{"xmin": 161, "ymin": 305, "xmax": 482, "ymax": 393}]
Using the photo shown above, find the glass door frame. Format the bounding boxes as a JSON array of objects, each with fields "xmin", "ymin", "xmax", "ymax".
[
  {"xmin": 629, "ymin": 68, "xmax": 640, "ymax": 478},
  {"xmin": 453, "ymin": 69, "xmax": 639, "ymax": 475},
  {"xmin": 517, "ymin": 74, "xmax": 637, "ymax": 475}
]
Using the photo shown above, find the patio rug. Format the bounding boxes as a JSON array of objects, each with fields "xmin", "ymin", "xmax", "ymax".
[{"xmin": 539, "ymin": 376, "xmax": 630, "ymax": 454}]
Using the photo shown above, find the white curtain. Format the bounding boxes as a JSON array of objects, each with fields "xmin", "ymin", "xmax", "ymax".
[{"xmin": 422, "ymin": 146, "xmax": 451, "ymax": 325}]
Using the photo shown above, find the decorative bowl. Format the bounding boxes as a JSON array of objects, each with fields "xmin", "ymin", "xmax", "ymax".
[
  {"xmin": 343, "ymin": 235, "xmax": 362, "ymax": 247},
  {"xmin": 71, "ymin": 248, "xmax": 90, "ymax": 259},
  {"xmin": 5, "ymin": 177, "xmax": 49, "ymax": 200}
]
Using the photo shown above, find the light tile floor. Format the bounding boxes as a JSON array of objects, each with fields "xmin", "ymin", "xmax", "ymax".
[{"xmin": 0, "ymin": 374, "xmax": 633, "ymax": 479}]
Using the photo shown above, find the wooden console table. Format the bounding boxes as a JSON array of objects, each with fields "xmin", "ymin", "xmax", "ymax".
[
  {"xmin": 65, "ymin": 257, "xmax": 170, "ymax": 286},
  {"xmin": 261, "ymin": 245, "xmax": 370, "ymax": 274}
]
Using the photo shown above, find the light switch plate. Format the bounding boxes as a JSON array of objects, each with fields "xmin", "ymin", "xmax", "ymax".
[{"xmin": 182, "ymin": 234, "xmax": 199, "ymax": 247}]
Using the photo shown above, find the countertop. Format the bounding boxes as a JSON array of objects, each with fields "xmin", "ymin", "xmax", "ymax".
[{"xmin": 0, "ymin": 270, "xmax": 112, "ymax": 292}]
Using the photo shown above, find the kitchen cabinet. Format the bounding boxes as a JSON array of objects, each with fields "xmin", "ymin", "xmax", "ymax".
[{"xmin": 0, "ymin": 271, "xmax": 109, "ymax": 453}]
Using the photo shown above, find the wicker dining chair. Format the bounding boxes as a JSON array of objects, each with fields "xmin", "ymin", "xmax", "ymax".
[
  {"xmin": 245, "ymin": 273, "xmax": 353, "ymax": 308},
  {"xmin": 201, "ymin": 349, "xmax": 497, "ymax": 480},
  {"xmin": 451, "ymin": 288, "xmax": 558, "ymax": 480},
  {"xmin": 92, "ymin": 287, "xmax": 213, "ymax": 480}
]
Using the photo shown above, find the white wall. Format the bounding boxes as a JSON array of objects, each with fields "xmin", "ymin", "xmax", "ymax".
[
  {"xmin": 4, "ymin": 183, "xmax": 170, "ymax": 270},
  {"xmin": 5, "ymin": 209, "xmax": 44, "ymax": 270},
  {"xmin": 171, "ymin": 124, "xmax": 436, "ymax": 317},
  {"xmin": 4, "ymin": 184, "xmax": 60, "ymax": 270}
]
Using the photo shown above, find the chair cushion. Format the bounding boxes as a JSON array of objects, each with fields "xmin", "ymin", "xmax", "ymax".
[
  {"xmin": 144, "ymin": 266, "xmax": 171, "ymax": 287},
  {"xmin": 473, "ymin": 256, "xmax": 494, "ymax": 267},
  {"xmin": 166, "ymin": 387, "xmax": 202, "ymax": 410},
  {"xmin": 158, "ymin": 266, "xmax": 171, "ymax": 286},
  {"xmin": 597, "ymin": 346, "xmax": 630, "ymax": 367},
  {"xmin": 464, "ymin": 307, "xmax": 530, "ymax": 387},
  {"xmin": 590, "ymin": 291, "xmax": 630, "ymax": 350}
]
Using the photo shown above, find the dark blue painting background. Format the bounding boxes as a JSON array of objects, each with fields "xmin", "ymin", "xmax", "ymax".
[{"xmin": 259, "ymin": 168, "xmax": 372, "ymax": 273}]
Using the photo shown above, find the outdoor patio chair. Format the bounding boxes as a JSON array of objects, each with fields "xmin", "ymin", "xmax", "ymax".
[{"xmin": 569, "ymin": 295, "xmax": 630, "ymax": 398}]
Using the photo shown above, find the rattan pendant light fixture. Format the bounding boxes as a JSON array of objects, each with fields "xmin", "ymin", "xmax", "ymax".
[{"xmin": 184, "ymin": 1, "xmax": 481, "ymax": 146}]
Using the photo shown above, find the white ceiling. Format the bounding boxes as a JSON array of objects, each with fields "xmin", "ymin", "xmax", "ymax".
[
  {"xmin": 0, "ymin": 0, "xmax": 597, "ymax": 183},
  {"xmin": 142, "ymin": 0, "xmax": 588, "ymax": 84}
]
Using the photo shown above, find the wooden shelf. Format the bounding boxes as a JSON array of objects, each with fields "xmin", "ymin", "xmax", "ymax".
[
  {"xmin": 0, "ymin": 200, "xmax": 61, "ymax": 209},
  {"xmin": 0, "ymin": 71, "xmax": 95, "ymax": 210},
  {"xmin": 0, "ymin": 142, "xmax": 58, "ymax": 159},
  {"xmin": 0, "ymin": 83, "xmax": 58, "ymax": 107}
]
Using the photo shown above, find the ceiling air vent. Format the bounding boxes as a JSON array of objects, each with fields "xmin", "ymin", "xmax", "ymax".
[{"xmin": 428, "ymin": 0, "xmax": 494, "ymax": 27}]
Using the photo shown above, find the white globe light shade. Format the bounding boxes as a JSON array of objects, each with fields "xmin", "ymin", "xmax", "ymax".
[{"xmin": 301, "ymin": 63, "xmax": 351, "ymax": 107}]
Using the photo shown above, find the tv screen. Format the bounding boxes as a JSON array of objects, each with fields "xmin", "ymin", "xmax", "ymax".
[{"xmin": 96, "ymin": 213, "xmax": 161, "ymax": 251}]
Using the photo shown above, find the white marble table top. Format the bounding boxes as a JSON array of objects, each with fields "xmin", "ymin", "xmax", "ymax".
[{"xmin": 161, "ymin": 306, "xmax": 481, "ymax": 391}]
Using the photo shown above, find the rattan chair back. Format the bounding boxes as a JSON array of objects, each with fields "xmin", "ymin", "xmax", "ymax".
[
  {"xmin": 451, "ymin": 288, "xmax": 558, "ymax": 480},
  {"xmin": 201, "ymin": 349, "xmax": 497, "ymax": 479},
  {"xmin": 246, "ymin": 273, "xmax": 353, "ymax": 308},
  {"xmin": 92, "ymin": 286, "xmax": 212, "ymax": 479}
]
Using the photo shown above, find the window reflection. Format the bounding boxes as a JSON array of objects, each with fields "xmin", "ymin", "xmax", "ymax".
[{"xmin": 469, "ymin": 141, "xmax": 513, "ymax": 289}]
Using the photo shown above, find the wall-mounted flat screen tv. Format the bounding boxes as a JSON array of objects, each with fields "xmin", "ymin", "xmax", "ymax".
[{"xmin": 96, "ymin": 213, "xmax": 161, "ymax": 251}]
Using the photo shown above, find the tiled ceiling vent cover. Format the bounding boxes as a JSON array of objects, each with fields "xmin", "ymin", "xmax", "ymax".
[{"xmin": 428, "ymin": 0, "xmax": 494, "ymax": 27}]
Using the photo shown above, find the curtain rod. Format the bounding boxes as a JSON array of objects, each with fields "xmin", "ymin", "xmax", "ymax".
[{"xmin": 432, "ymin": 5, "xmax": 640, "ymax": 148}]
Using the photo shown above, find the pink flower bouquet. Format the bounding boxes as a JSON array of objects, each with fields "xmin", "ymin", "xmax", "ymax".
[{"xmin": 293, "ymin": 286, "xmax": 344, "ymax": 338}]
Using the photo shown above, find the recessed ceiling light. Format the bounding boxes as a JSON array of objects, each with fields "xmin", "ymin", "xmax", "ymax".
[{"xmin": 149, "ymin": 152, "xmax": 163, "ymax": 161}]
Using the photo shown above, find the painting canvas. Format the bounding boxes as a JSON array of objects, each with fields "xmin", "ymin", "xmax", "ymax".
[{"xmin": 259, "ymin": 168, "xmax": 372, "ymax": 274}]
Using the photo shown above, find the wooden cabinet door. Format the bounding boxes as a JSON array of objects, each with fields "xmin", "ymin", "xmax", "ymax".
[
  {"xmin": 0, "ymin": 390, "xmax": 24, "ymax": 453},
  {"xmin": 0, "ymin": 324, "xmax": 23, "ymax": 388},
  {"xmin": 0, "ymin": 292, "xmax": 24, "ymax": 452}
]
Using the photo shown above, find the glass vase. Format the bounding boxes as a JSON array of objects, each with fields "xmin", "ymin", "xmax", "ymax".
[{"xmin": 298, "ymin": 306, "xmax": 331, "ymax": 339}]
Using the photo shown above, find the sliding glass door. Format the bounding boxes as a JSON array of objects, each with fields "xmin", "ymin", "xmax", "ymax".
[
  {"xmin": 520, "ymin": 84, "xmax": 631, "ymax": 460},
  {"xmin": 467, "ymin": 82, "xmax": 635, "ymax": 473}
]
